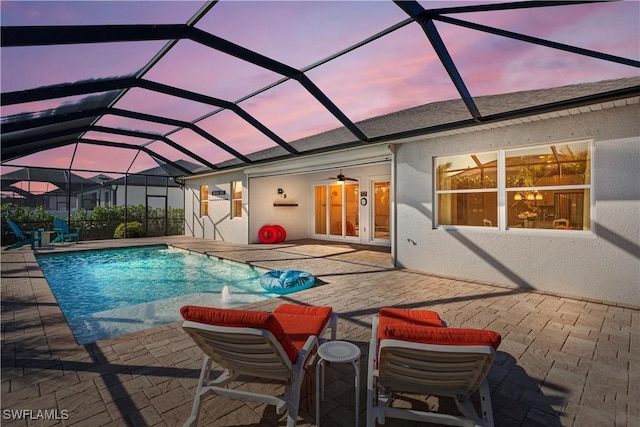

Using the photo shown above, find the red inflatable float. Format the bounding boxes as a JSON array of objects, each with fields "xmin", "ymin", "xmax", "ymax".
[
  {"xmin": 271, "ymin": 224, "xmax": 287, "ymax": 242},
  {"xmin": 258, "ymin": 225, "xmax": 286, "ymax": 243}
]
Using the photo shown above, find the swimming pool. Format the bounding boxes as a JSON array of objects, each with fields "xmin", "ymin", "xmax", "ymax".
[{"xmin": 36, "ymin": 246, "xmax": 273, "ymax": 345}]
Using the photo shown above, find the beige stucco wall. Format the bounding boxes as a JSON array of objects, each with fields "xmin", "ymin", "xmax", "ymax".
[
  {"xmin": 183, "ymin": 150, "xmax": 391, "ymax": 245},
  {"xmin": 184, "ymin": 170, "xmax": 249, "ymax": 242},
  {"xmin": 248, "ymin": 174, "xmax": 311, "ymax": 242},
  {"xmin": 247, "ymin": 163, "xmax": 390, "ymax": 244},
  {"xmin": 394, "ymin": 103, "xmax": 640, "ymax": 307}
]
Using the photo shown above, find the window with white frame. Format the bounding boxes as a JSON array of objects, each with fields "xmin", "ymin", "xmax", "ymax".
[
  {"xmin": 199, "ymin": 184, "xmax": 208, "ymax": 217},
  {"xmin": 231, "ymin": 181, "xmax": 242, "ymax": 218},
  {"xmin": 435, "ymin": 140, "xmax": 591, "ymax": 230}
]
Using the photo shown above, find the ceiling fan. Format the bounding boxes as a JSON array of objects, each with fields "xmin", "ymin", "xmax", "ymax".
[{"xmin": 328, "ymin": 170, "xmax": 358, "ymax": 182}]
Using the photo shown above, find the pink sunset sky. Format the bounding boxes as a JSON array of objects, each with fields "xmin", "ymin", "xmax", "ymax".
[{"xmin": 1, "ymin": 0, "xmax": 639, "ymax": 189}]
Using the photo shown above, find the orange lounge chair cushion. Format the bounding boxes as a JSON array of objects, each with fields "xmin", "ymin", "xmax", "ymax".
[
  {"xmin": 378, "ymin": 307, "xmax": 445, "ymax": 332},
  {"xmin": 273, "ymin": 303, "xmax": 332, "ymax": 318},
  {"xmin": 273, "ymin": 303, "xmax": 333, "ymax": 355},
  {"xmin": 180, "ymin": 305, "xmax": 299, "ymax": 362},
  {"xmin": 180, "ymin": 303, "xmax": 333, "ymax": 363},
  {"xmin": 380, "ymin": 324, "xmax": 501, "ymax": 350}
]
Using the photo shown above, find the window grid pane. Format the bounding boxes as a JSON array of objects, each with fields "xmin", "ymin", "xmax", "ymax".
[
  {"xmin": 436, "ymin": 153, "xmax": 498, "ymax": 191},
  {"xmin": 437, "ymin": 192, "xmax": 498, "ymax": 227},
  {"xmin": 329, "ymin": 184, "xmax": 342, "ymax": 236},
  {"xmin": 200, "ymin": 185, "xmax": 208, "ymax": 217},
  {"xmin": 231, "ymin": 181, "xmax": 242, "ymax": 218},
  {"xmin": 315, "ymin": 186, "xmax": 327, "ymax": 235},
  {"xmin": 505, "ymin": 142, "xmax": 591, "ymax": 188}
]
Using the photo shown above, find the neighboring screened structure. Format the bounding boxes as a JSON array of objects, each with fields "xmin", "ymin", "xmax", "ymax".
[{"xmin": 0, "ymin": 165, "xmax": 188, "ymax": 242}]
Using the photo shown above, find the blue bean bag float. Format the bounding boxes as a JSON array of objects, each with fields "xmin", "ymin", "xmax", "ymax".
[{"xmin": 260, "ymin": 270, "xmax": 315, "ymax": 294}]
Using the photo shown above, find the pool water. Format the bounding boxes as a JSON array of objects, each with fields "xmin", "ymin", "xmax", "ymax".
[{"xmin": 36, "ymin": 246, "xmax": 273, "ymax": 344}]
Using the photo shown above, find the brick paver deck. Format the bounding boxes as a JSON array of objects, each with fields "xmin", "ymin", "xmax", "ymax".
[{"xmin": 1, "ymin": 237, "xmax": 637, "ymax": 426}]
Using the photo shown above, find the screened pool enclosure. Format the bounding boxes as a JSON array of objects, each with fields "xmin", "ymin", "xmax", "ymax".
[{"xmin": 1, "ymin": 1, "xmax": 638, "ymax": 243}]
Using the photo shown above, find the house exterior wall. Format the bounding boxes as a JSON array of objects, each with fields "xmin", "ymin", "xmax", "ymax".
[
  {"xmin": 247, "ymin": 162, "xmax": 390, "ymax": 244},
  {"xmin": 183, "ymin": 145, "xmax": 392, "ymax": 245},
  {"xmin": 394, "ymin": 104, "xmax": 640, "ymax": 307},
  {"xmin": 249, "ymin": 175, "xmax": 310, "ymax": 242},
  {"xmin": 184, "ymin": 171, "xmax": 248, "ymax": 242}
]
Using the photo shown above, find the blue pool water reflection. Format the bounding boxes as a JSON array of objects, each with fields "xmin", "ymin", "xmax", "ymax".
[{"xmin": 36, "ymin": 246, "xmax": 272, "ymax": 344}]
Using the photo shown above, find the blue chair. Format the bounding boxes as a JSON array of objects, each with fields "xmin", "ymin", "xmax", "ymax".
[
  {"xmin": 6, "ymin": 219, "xmax": 41, "ymax": 249},
  {"xmin": 51, "ymin": 218, "xmax": 80, "ymax": 244}
]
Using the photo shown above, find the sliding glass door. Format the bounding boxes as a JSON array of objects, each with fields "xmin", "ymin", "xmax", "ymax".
[{"xmin": 314, "ymin": 182, "xmax": 359, "ymax": 238}]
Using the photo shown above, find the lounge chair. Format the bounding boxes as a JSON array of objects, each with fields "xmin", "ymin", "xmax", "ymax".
[
  {"xmin": 181, "ymin": 303, "xmax": 337, "ymax": 427},
  {"xmin": 51, "ymin": 218, "xmax": 80, "ymax": 243},
  {"xmin": 366, "ymin": 308, "xmax": 501, "ymax": 427},
  {"xmin": 6, "ymin": 219, "xmax": 41, "ymax": 249}
]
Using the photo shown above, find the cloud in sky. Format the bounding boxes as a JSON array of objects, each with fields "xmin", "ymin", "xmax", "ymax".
[
  {"xmin": 0, "ymin": 0, "xmax": 202, "ymax": 26},
  {"xmin": 2, "ymin": 0, "xmax": 638, "ymax": 174},
  {"xmin": 196, "ymin": 0, "xmax": 407, "ymax": 69}
]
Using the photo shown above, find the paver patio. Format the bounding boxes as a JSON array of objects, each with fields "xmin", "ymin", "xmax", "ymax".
[{"xmin": 1, "ymin": 237, "xmax": 637, "ymax": 426}]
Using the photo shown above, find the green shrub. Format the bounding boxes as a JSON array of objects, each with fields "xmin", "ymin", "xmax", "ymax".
[
  {"xmin": 113, "ymin": 221, "xmax": 145, "ymax": 238},
  {"xmin": 1, "ymin": 203, "xmax": 55, "ymax": 244},
  {"xmin": 1, "ymin": 201, "xmax": 184, "ymax": 242}
]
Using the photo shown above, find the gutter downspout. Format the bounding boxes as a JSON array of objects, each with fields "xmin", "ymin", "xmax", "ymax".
[{"xmin": 388, "ymin": 143, "xmax": 397, "ymax": 267}]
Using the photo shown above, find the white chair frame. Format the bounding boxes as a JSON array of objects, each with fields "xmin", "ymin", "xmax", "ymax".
[
  {"xmin": 183, "ymin": 313, "xmax": 336, "ymax": 427},
  {"xmin": 366, "ymin": 315, "xmax": 496, "ymax": 427}
]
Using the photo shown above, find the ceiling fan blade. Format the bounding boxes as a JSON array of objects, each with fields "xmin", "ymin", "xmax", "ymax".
[
  {"xmin": 328, "ymin": 171, "xmax": 358, "ymax": 181},
  {"xmin": 327, "ymin": 176, "xmax": 358, "ymax": 181}
]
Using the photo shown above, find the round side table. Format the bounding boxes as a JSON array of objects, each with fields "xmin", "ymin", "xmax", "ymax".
[{"xmin": 315, "ymin": 340, "xmax": 361, "ymax": 427}]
